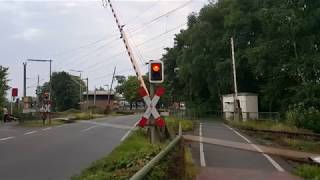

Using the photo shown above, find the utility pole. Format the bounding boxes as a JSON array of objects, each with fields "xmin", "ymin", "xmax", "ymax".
[
  {"xmin": 231, "ymin": 37, "xmax": 240, "ymax": 121},
  {"xmin": 27, "ymin": 59, "xmax": 53, "ymax": 100},
  {"xmin": 23, "ymin": 62, "xmax": 27, "ymax": 97},
  {"xmin": 69, "ymin": 69, "xmax": 83, "ymax": 105},
  {"xmin": 49, "ymin": 60, "xmax": 52, "ymax": 101},
  {"xmin": 37, "ymin": 75, "xmax": 40, "ymax": 108},
  {"xmin": 93, "ymin": 86, "xmax": 96, "ymax": 106},
  {"xmin": 86, "ymin": 78, "xmax": 89, "ymax": 107},
  {"xmin": 80, "ymin": 73, "xmax": 82, "ymax": 102},
  {"xmin": 82, "ymin": 77, "xmax": 89, "ymax": 111},
  {"xmin": 37, "ymin": 75, "xmax": 40, "ymax": 89},
  {"xmin": 108, "ymin": 66, "xmax": 116, "ymax": 106}
]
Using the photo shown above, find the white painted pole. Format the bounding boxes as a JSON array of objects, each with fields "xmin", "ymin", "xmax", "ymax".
[
  {"xmin": 231, "ymin": 37, "xmax": 238, "ymax": 98},
  {"xmin": 231, "ymin": 37, "xmax": 239, "ymax": 121},
  {"xmin": 94, "ymin": 86, "xmax": 96, "ymax": 106}
]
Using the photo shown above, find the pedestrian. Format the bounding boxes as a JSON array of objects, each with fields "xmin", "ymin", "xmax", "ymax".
[
  {"xmin": 44, "ymin": 101, "xmax": 51, "ymax": 125},
  {"xmin": 3, "ymin": 107, "xmax": 8, "ymax": 123},
  {"xmin": 40, "ymin": 106, "xmax": 46, "ymax": 125}
]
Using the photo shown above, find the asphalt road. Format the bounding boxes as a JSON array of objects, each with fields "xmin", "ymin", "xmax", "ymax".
[
  {"xmin": 189, "ymin": 120, "xmax": 301, "ymax": 180},
  {"xmin": 0, "ymin": 114, "xmax": 140, "ymax": 180}
]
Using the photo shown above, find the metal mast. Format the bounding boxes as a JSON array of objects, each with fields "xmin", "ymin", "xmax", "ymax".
[{"xmin": 102, "ymin": 0, "xmax": 149, "ymax": 95}]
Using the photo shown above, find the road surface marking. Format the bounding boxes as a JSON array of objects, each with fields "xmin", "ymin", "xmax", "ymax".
[
  {"xmin": 224, "ymin": 124, "xmax": 285, "ymax": 172},
  {"xmin": 0, "ymin": 136, "xmax": 15, "ymax": 141},
  {"xmin": 121, "ymin": 120, "xmax": 139, "ymax": 141},
  {"xmin": 82, "ymin": 125, "xmax": 98, "ymax": 132},
  {"xmin": 24, "ymin": 131, "xmax": 37, "ymax": 135},
  {"xmin": 199, "ymin": 123, "xmax": 206, "ymax": 167},
  {"xmin": 42, "ymin": 127, "xmax": 52, "ymax": 131},
  {"xmin": 79, "ymin": 121, "xmax": 131, "ymax": 130}
]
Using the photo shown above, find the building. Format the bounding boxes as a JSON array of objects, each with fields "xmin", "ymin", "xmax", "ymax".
[
  {"xmin": 222, "ymin": 93, "xmax": 258, "ymax": 120},
  {"xmin": 82, "ymin": 90, "xmax": 118, "ymax": 111}
]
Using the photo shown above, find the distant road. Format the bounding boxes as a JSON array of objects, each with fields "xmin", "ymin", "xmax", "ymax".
[{"xmin": 0, "ymin": 115, "xmax": 140, "ymax": 180}]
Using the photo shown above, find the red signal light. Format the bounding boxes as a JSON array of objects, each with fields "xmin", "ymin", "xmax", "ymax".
[
  {"xmin": 152, "ymin": 63, "xmax": 161, "ymax": 72},
  {"xmin": 149, "ymin": 60, "xmax": 164, "ymax": 83},
  {"xmin": 12, "ymin": 88, "xmax": 18, "ymax": 97}
]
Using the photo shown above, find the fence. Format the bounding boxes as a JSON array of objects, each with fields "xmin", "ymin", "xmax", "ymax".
[{"xmin": 169, "ymin": 109, "xmax": 280, "ymax": 122}]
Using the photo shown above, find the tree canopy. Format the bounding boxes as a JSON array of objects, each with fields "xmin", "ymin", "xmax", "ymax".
[
  {"xmin": 0, "ymin": 66, "xmax": 9, "ymax": 115},
  {"xmin": 41, "ymin": 71, "xmax": 86, "ymax": 111},
  {"xmin": 162, "ymin": 0, "xmax": 320, "ymax": 113}
]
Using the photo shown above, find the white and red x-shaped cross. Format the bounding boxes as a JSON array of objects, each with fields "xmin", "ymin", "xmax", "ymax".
[{"xmin": 138, "ymin": 86, "xmax": 165, "ymax": 128}]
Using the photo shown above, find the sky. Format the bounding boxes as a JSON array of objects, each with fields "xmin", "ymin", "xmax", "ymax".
[{"xmin": 0, "ymin": 0, "xmax": 207, "ymax": 99}]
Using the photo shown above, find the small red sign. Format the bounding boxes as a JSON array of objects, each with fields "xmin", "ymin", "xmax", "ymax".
[{"xmin": 12, "ymin": 88, "xmax": 18, "ymax": 97}]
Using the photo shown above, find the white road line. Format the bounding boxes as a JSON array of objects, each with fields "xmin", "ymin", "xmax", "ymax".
[
  {"xmin": 224, "ymin": 124, "xmax": 285, "ymax": 172},
  {"xmin": 120, "ymin": 120, "xmax": 139, "ymax": 142},
  {"xmin": 24, "ymin": 131, "xmax": 37, "ymax": 135},
  {"xmin": 0, "ymin": 136, "xmax": 15, "ymax": 141},
  {"xmin": 79, "ymin": 120, "xmax": 132, "ymax": 130},
  {"xmin": 82, "ymin": 125, "xmax": 98, "ymax": 132},
  {"xmin": 42, "ymin": 127, "xmax": 52, "ymax": 131},
  {"xmin": 199, "ymin": 123, "xmax": 206, "ymax": 167}
]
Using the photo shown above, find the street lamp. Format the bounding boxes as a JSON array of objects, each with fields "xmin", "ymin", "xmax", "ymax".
[
  {"xmin": 27, "ymin": 59, "xmax": 53, "ymax": 100},
  {"xmin": 69, "ymin": 69, "xmax": 83, "ymax": 103}
]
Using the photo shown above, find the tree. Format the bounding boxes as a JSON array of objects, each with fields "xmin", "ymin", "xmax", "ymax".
[
  {"xmin": 0, "ymin": 66, "xmax": 9, "ymax": 116},
  {"xmin": 162, "ymin": 0, "xmax": 320, "ymax": 113},
  {"xmin": 41, "ymin": 71, "xmax": 85, "ymax": 111},
  {"xmin": 116, "ymin": 76, "xmax": 140, "ymax": 110}
]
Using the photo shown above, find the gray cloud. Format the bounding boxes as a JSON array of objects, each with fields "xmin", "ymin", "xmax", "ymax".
[{"xmin": 0, "ymin": 0, "xmax": 206, "ymax": 98}]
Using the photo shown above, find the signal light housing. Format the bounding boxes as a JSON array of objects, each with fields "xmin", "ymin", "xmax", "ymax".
[{"xmin": 149, "ymin": 60, "xmax": 164, "ymax": 83}]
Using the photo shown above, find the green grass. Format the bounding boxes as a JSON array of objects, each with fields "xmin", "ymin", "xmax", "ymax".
[
  {"xmin": 295, "ymin": 164, "xmax": 320, "ymax": 180},
  {"xmin": 280, "ymin": 138, "xmax": 320, "ymax": 153},
  {"xmin": 228, "ymin": 120, "xmax": 311, "ymax": 133},
  {"xmin": 72, "ymin": 130, "xmax": 164, "ymax": 180},
  {"xmin": 72, "ymin": 113, "xmax": 105, "ymax": 120},
  {"xmin": 19, "ymin": 119, "xmax": 65, "ymax": 127},
  {"xmin": 72, "ymin": 117, "xmax": 196, "ymax": 180},
  {"xmin": 229, "ymin": 120, "xmax": 320, "ymax": 153},
  {"xmin": 165, "ymin": 117, "xmax": 194, "ymax": 132},
  {"xmin": 184, "ymin": 146, "xmax": 198, "ymax": 180}
]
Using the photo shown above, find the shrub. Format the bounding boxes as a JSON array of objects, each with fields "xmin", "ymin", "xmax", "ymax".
[
  {"xmin": 286, "ymin": 104, "xmax": 320, "ymax": 133},
  {"xmin": 294, "ymin": 164, "xmax": 320, "ymax": 180}
]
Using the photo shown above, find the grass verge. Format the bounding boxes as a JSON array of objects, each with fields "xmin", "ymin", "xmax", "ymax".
[
  {"xmin": 294, "ymin": 164, "xmax": 320, "ymax": 180},
  {"xmin": 71, "ymin": 130, "xmax": 164, "ymax": 180},
  {"xmin": 228, "ymin": 120, "xmax": 320, "ymax": 153},
  {"xmin": 72, "ymin": 118, "xmax": 196, "ymax": 180},
  {"xmin": 228, "ymin": 120, "xmax": 310, "ymax": 133},
  {"xmin": 165, "ymin": 116, "xmax": 194, "ymax": 132},
  {"xmin": 71, "ymin": 113, "xmax": 105, "ymax": 120}
]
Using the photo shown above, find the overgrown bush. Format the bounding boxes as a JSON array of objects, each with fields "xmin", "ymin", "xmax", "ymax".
[
  {"xmin": 286, "ymin": 104, "xmax": 320, "ymax": 133},
  {"xmin": 294, "ymin": 164, "xmax": 320, "ymax": 180}
]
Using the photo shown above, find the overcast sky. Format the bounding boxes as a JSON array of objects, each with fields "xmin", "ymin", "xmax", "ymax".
[{"xmin": 0, "ymin": 0, "xmax": 207, "ymax": 98}]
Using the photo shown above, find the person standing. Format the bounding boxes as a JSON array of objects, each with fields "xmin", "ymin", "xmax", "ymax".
[
  {"xmin": 3, "ymin": 107, "xmax": 8, "ymax": 123},
  {"xmin": 44, "ymin": 101, "xmax": 51, "ymax": 125}
]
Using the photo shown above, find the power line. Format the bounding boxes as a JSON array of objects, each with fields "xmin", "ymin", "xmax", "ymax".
[
  {"xmin": 50, "ymin": 34, "xmax": 117, "ymax": 58},
  {"xmin": 53, "ymin": 1, "xmax": 190, "ymax": 72},
  {"xmin": 85, "ymin": 42, "xmax": 168, "ymax": 73},
  {"xmin": 127, "ymin": 0, "xmax": 192, "ymax": 36},
  {"xmin": 84, "ymin": 50, "xmax": 127, "ymax": 71},
  {"xmin": 55, "ymin": 36, "xmax": 121, "ymax": 70},
  {"xmin": 125, "ymin": 0, "xmax": 160, "ymax": 29},
  {"xmin": 135, "ymin": 22, "xmax": 187, "ymax": 47}
]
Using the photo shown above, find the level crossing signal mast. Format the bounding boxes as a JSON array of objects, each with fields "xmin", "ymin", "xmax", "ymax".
[{"xmin": 149, "ymin": 60, "xmax": 164, "ymax": 83}]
